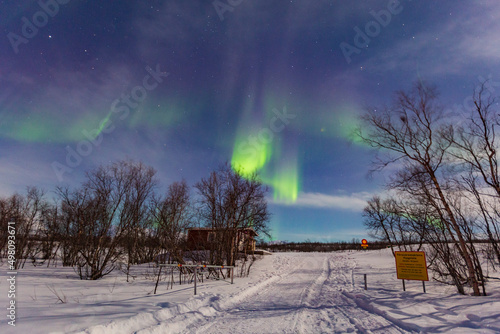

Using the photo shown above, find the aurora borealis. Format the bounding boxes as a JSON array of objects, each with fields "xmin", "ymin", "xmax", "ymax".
[{"xmin": 1, "ymin": 0, "xmax": 500, "ymax": 241}]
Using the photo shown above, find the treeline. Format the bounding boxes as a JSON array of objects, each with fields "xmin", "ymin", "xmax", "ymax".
[
  {"xmin": 258, "ymin": 240, "xmax": 390, "ymax": 252},
  {"xmin": 359, "ymin": 81, "xmax": 500, "ymax": 296},
  {"xmin": 259, "ymin": 239, "xmax": 496, "ymax": 253},
  {"xmin": 0, "ymin": 161, "xmax": 269, "ymax": 280}
]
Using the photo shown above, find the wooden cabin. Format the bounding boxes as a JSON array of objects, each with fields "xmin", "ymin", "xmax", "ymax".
[{"xmin": 186, "ymin": 227, "xmax": 258, "ymax": 253}]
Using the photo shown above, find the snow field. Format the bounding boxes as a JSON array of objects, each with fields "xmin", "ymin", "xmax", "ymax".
[{"xmin": 2, "ymin": 249, "xmax": 500, "ymax": 333}]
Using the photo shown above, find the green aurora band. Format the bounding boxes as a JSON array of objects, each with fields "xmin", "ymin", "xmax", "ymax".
[
  {"xmin": 0, "ymin": 98, "xmax": 184, "ymax": 143},
  {"xmin": 231, "ymin": 125, "xmax": 301, "ymax": 203},
  {"xmin": 230, "ymin": 132, "xmax": 272, "ymax": 177},
  {"xmin": 264, "ymin": 162, "xmax": 300, "ymax": 203}
]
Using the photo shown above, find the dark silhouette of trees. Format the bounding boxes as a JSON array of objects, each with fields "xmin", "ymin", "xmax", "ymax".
[
  {"xmin": 0, "ymin": 187, "xmax": 47, "ymax": 269},
  {"xmin": 151, "ymin": 180, "xmax": 192, "ymax": 264},
  {"xmin": 0, "ymin": 160, "xmax": 271, "ymax": 280},
  {"xmin": 56, "ymin": 160, "xmax": 157, "ymax": 280}
]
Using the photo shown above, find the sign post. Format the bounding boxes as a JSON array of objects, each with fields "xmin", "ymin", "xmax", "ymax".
[
  {"xmin": 394, "ymin": 251, "xmax": 429, "ymax": 293},
  {"xmin": 361, "ymin": 239, "xmax": 368, "ymax": 289}
]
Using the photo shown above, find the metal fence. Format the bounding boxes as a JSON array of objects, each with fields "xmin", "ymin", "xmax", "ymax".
[{"xmin": 157, "ymin": 264, "xmax": 235, "ymax": 295}]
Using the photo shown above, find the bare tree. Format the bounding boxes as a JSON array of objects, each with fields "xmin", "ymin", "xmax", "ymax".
[
  {"xmin": 195, "ymin": 164, "xmax": 270, "ymax": 269},
  {"xmin": 446, "ymin": 82, "xmax": 500, "ymax": 265},
  {"xmin": 0, "ymin": 196, "xmax": 13, "ymax": 260},
  {"xmin": 121, "ymin": 161, "xmax": 157, "ymax": 281},
  {"xmin": 56, "ymin": 160, "xmax": 157, "ymax": 280},
  {"xmin": 363, "ymin": 196, "xmax": 399, "ymax": 255},
  {"xmin": 450, "ymin": 83, "xmax": 500, "ymax": 194},
  {"xmin": 151, "ymin": 180, "xmax": 192, "ymax": 264},
  {"xmin": 36, "ymin": 203, "xmax": 61, "ymax": 267},
  {"xmin": 358, "ymin": 82, "xmax": 482, "ymax": 295},
  {"xmin": 0, "ymin": 187, "xmax": 47, "ymax": 269},
  {"xmin": 55, "ymin": 188, "xmax": 87, "ymax": 267},
  {"xmin": 363, "ymin": 196, "xmax": 427, "ymax": 256}
]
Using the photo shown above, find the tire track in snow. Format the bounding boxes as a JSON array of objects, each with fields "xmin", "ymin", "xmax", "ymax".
[
  {"xmin": 79, "ymin": 253, "xmax": 415, "ymax": 334},
  {"xmin": 184, "ymin": 254, "xmax": 329, "ymax": 334},
  {"xmin": 332, "ymin": 294, "xmax": 409, "ymax": 333},
  {"xmin": 290, "ymin": 256, "xmax": 331, "ymax": 331},
  {"xmin": 133, "ymin": 274, "xmax": 286, "ymax": 334},
  {"xmin": 341, "ymin": 291, "xmax": 421, "ymax": 333},
  {"xmin": 79, "ymin": 255, "xmax": 296, "ymax": 334},
  {"xmin": 183, "ymin": 253, "xmax": 410, "ymax": 334},
  {"xmin": 323, "ymin": 255, "xmax": 413, "ymax": 333},
  {"xmin": 293, "ymin": 254, "xmax": 413, "ymax": 334},
  {"xmin": 294, "ymin": 254, "xmax": 359, "ymax": 333},
  {"xmin": 129, "ymin": 254, "xmax": 308, "ymax": 334},
  {"xmin": 329, "ymin": 261, "xmax": 412, "ymax": 333}
]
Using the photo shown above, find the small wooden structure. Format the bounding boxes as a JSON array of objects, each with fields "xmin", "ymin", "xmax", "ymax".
[{"xmin": 186, "ymin": 227, "xmax": 258, "ymax": 252}]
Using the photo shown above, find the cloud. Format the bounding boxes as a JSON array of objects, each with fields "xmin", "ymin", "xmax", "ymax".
[
  {"xmin": 272, "ymin": 191, "xmax": 371, "ymax": 211},
  {"xmin": 357, "ymin": 1, "xmax": 500, "ymax": 77}
]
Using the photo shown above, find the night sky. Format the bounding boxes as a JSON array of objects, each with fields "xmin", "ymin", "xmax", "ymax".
[{"xmin": 1, "ymin": 0, "xmax": 499, "ymax": 242}]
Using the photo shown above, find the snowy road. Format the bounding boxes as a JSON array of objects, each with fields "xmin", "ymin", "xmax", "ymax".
[
  {"xmin": 106, "ymin": 253, "xmax": 413, "ymax": 334},
  {"xmin": 184, "ymin": 253, "xmax": 411, "ymax": 334}
]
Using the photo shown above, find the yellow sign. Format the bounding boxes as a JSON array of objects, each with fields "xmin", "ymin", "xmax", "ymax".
[{"xmin": 395, "ymin": 251, "xmax": 429, "ymax": 281}]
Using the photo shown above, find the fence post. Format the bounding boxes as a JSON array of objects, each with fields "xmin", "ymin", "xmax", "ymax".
[
  {"xmin": 364, "ymin": 274, "xmax": 367, "ymax": 290},
  {"xmin": 171, "ymin": 267, "xmax": 174, "ymax": 289},
  {"xmin": 153, "ymin": 265, "xmax": 162, "ymax": 295},
  {"xmin": 194, "ymin": 267, "xmax": 197, "ymax": 295}
]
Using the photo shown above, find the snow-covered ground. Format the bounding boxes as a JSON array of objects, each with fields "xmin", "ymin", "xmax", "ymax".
[{"xmin": 2, "ymin": 249, "xmax": 500, "ymax": 333}]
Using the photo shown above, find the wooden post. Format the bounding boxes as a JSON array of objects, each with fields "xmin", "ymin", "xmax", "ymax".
[
  {"xmin": 422, "ymin": 281, "xmax": 426, "ymax": 293},
  {"xmin": 194, "ymin": 267, "xmax": 197, "ymax": 295},
  {"xmin": 364, "ymin": 274, "xmax": 367, "ymax": 290},
  {"xmin": 179, "ymin": 268, "xmax": 182, "ymax": 285},
  {"xmin": 153, "ymin": 265, "xmax": 162, "ymax": 295},
  {"xmin": 402, "ymin": 279, "xmax": 406, "ymax": 291},
  {"xmin": 231, "ymin": 267, "xmax": 234, "ymax": 284},
  {"xmin": 171, "ymin": 267, "xmax": 174, "ymax": 289}
]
